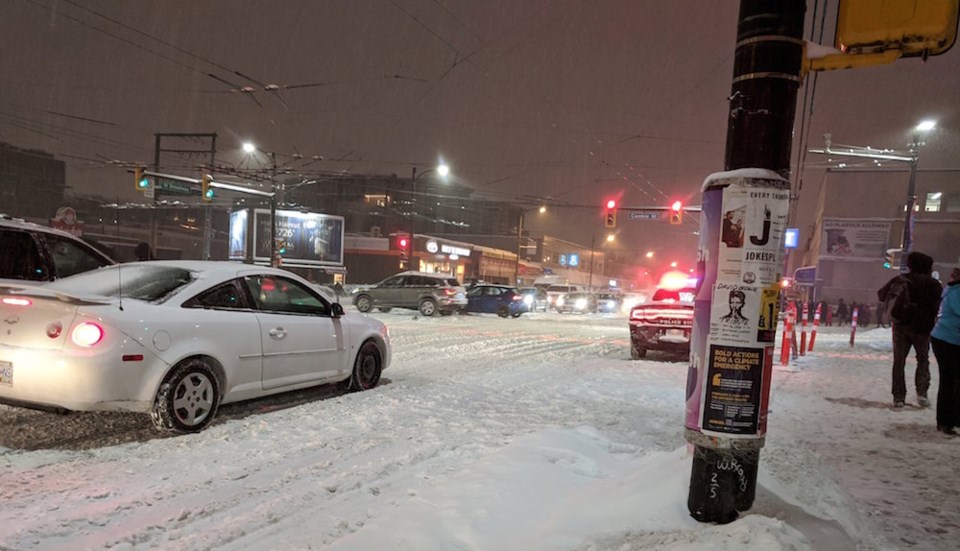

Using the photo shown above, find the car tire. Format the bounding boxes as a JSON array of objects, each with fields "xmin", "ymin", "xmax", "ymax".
[
  {"xmin": 151, "ymin": 358, "xmax": 221, "ymax": 434},
  {"xmin": 497, "ymin": 305, "xmax": 510, "ymax": 318},
  {"xmin": 379, "ymin": 307, "xmax": 392, "ymax": 313},
  {"xmin": 419, "ymin": 298, "xmax": 438, "ymax": 316},
  {"xmin": 630, "ymin": 346, "xmax": 647, "ymax": 360},
  {"xmin": 355, "ymin": 294, "xmax": 373, "ymax": 313},
  {"xmin": 348, "ymin": 341, "xmax": 382, "ymax": 391}
]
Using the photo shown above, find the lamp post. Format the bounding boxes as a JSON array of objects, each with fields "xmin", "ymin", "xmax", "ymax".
[
  {"xmin": 808, "ymin": 119, "xmax": 936, "ymax": 271},
  {"xmin": 243, "ymin": 142, "xmax": 279, "ymax": 266},
  {"xmin": 410, "ymin": 162, "xmax": 450, "ymax": 215}
]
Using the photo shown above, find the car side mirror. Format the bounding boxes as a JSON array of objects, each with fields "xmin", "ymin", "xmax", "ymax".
[{"xmin": 331, "ymin": 302, "xmax": 345, "ymax": 318}]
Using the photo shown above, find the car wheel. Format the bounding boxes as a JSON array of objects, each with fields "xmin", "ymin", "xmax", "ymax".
[
  {"xmin": 379, "ymin": 307, "xmax": 392, "ymax": 313},
  {"xmin": 151, "ymin": 358, "xmax": 221, "ymax": 433},
  {"xmin": 348, "ymin": 341, "xmax": 382, "ymax": 391},
  {"xmin": 497, "ymin": 305, "xmax": 510, "ymax": 318},
  {"xmin": 355, "ymin": 294, "xmax": 373, "ymax": 313},
  {"xmin": 419, "ymin": 298, "xmax": 438, "ymax": 316},
  {"xmin": 630, "ymin": 346, "xmax": 647, "ymax": 360}
]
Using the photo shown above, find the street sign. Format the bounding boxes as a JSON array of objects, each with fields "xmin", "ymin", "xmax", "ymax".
[
  {"xmin": 628, "ymin": 210, "xmax": 661, "ymax": 221},
  {"xmin": 794, "ymin": 266, "xmax": 816, "ymax": 286},
  {"xmin": 155, "ymin": 178, "xmax": 197, "ymax": 196}
]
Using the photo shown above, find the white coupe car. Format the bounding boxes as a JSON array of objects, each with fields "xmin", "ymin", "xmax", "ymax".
[{"xmin": 0, "ymin": 261, "xmax": 391, "ymax": 433}]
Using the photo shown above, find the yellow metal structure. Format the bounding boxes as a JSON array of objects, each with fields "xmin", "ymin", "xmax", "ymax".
[{"xmin": 806, "ymin": 0, "xmax": 958, "ymax": 72}]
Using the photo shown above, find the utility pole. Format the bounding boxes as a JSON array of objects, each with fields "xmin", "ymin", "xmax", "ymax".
[
  {"xmin": 685, "ymin": 0, "xmax": 804, "ymax": 524},
  {"xmin": 270, "ymin": 151, "xmax": 279, "ymax": 267},
  {"xmin": 588, "ymin": 234, "xmax": 595, "ymax": 292},
  {"xmin": 514, "ymin": 212, "xmax": 524, "ymax": 286}
]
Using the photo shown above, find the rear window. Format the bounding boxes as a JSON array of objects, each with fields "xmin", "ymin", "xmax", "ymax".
[
  {"xmin": 0, "ymin": 229, "xmax": 46, "ymax": 281},
  {"xmin": 443, "ymin": 278, "xmax": 462, "ymax": 287},
  {"xmin": 652, "ymin": 288, "xmax": 697, "ymax": 303},
  {"xmin": 46, "ymin": 265, "xmax": 194, "ymax": 301}
]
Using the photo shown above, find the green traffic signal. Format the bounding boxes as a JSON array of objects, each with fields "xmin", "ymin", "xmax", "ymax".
[
  {"xmin": 883, "ymin": 261, "xmax": 892, "ymax": 269},
  {"xmin": 204, "ymin": 188, "xmax": 215, "ymax": 199},
  {"xmin": 138, "ymin": 176, "xmax": 150, "ymax": 189}
]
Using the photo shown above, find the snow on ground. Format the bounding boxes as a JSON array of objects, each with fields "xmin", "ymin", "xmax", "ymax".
[{"xmin": 0, "ymin": 310, "xmax": 957, "ymax": 550}]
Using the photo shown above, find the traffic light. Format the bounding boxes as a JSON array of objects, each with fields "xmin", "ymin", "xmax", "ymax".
[
  {"xmin": 396, "ymin": 233, "xmax": 410, "ymax": 260},
  {"xmin": 134, "ymin": 168, "xmax": 152, "ymax": 191},
  {"xmin": 669, "ymin": 201, "xmax": 683, "ymax": 225},
  {"xmin": 883, "ymin": 248, "xmax": 901, "ymax": 269},
  {"xmin": 202, "ymin": 174, "xmax": 214, "ymax": 202},
  {"xmin": 604, "ymin": 199, "xmax": 617, "ymax": 228}
]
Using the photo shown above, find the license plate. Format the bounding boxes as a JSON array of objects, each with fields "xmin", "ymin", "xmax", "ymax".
[{"xmin": 0, "ymin": 361, "xmax": 11, "ymax": 386}]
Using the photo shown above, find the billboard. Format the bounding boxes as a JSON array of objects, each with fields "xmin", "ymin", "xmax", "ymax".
[
  {"xmin": 228, "ymin": 209, "xmax": 248, "ymax": 260},
  {"xmin": 818, "ymin": 218, "xmax": 891, "ymax": 260},
  {"xmin": 248, "ymin": 209, "xmax": 345, "ymax": 267}
]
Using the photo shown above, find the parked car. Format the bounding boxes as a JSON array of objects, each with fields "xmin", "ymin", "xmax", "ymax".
[
  {"xmin": 0, "ymin": 215, "xmax": 116, "ymax": 284},
  {"xmin": 352, "ymin": 271, "xmax": 467, "ymax": 316},
  {"xmin": 465, "ymin": 284, "xmax": 528, "ymax": 318},
  {"xmin": 555, "ymin": 291, "xmax": 598, "ymax": 314},
  {"xmin": 546, "ymin": 284, "xmax": 586, "ymax": 308},
  {"xmin": 0, "ymin": 261, "xmax": 391, "ymax": 433},
  {"xmin": 628, "ymin": 286, "xmax": 696, "ymax": 359},
  {"xmin": 519, "ymin": 287, "xmax": 549, "ymax": 312},
  {"xmin": 595, "ymin": 291, "xmax": 623, "ymax": 313}
]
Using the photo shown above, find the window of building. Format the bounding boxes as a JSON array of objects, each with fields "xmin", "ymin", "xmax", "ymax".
[
  {"xmin": 925, "ymin": 192, "xmax": 942, "ymax": 212},
  {"xmin": 944, "ymin": 193, "xmax": 960, "ymax": 213},
  {"xmin": 364, "ymin": 194, "xmax": 390, "ymax": 207}
]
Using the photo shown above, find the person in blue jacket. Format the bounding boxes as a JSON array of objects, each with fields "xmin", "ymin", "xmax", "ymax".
[{"xmin": 931, "ymin": 267, "xmax": 960, "ymax": 436}]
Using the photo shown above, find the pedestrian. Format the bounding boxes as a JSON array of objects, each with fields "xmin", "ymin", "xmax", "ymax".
[
  {"xmin": 877, "ymin": 252, "xmax": 943, "ymax": 408},
  {"xmin": 825, "ymin": 303, "xmax": 834, "ymax": 326},
  {"xmin": 859, "ymin": 302, "xmax": 872, "ymax": 328},
  {"xmin": 931, "ymin": 268, "xmax": 960, "ymax": 436},
  {"xmin": 134, "ymin": 242, "xmax": 154, "ymax": 261},
  {"xmin": 835, "ymin": 298, "xmax": 849, "ymax": 326}
]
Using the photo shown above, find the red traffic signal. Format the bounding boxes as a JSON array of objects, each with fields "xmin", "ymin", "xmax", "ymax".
[
  {"xmin": 671, "ymin": 200, "xmax": 682, "ymax": 212},
  {"xmin": 669, "ymin": 201, "xmax": 683, "ymax": 225},
  {"xmin": 606, "ymin": 199, "xmax": 617, "ymax": 209},
  {"xmin": 398, "ymin": 237, "xmax": 408, "ymax": 249}
]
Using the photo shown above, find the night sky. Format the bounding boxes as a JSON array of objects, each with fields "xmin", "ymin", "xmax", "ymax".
[{"xmin": 1, "ymin": 1, "xmax": 958, "ymax": 268}]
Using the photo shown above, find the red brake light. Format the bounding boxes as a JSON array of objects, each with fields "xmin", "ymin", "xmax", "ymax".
[
  {"xmin": 444, "ymin": 288, "xmax": 457, "ymax": 296},
  {"xmin": 511, "ymin": 294, "xmax": 523, "ymax": 301},
  {"xmin": 71, "ymin": 322, "xmax": 104, "ymax": 347},
  {"xmin": 2, "ymin": 297, "xmax": 32, "ymax": 307}
]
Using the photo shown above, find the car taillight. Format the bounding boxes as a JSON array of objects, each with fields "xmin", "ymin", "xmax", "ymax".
[
  {"xmin": 1, "ymin": 297, "xmax": 32, "ymax": 307},
  {"xmin": 71, "ymin": 322, "xmax": 104, "ymax": 347},
  {"xmin": 444, "ymin": 288, "xmax": 457, "ymax": 296},
  {"xmin": 512, "ymin": 294, "xmax": 523, "ymax": 301}
]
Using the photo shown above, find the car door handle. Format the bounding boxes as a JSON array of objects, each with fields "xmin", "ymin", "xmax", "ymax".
[{"xmin": 268, "ymin": 327, "xmax": 287, "ymax": 339}]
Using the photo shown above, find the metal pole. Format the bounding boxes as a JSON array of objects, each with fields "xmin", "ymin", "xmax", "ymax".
[
  {"xmin": 514, "ymin": 212, "xmax": 524, "ymax": 286},
  {"xmin": 900, "ymin": 145, "xmax": 919, "ymax": 271},
  {"xmin": 202, "ymin": 133, "xmax": 217, "ymax": 260},
  {"xmin": 270, "ymin": 152, "xmax": 278, "ymax": 268},
  {"xmin": 588, "ymin": 234, "xmax": 595, "ymax": 292}
]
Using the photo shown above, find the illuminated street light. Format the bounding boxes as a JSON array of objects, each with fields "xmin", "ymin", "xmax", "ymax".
[
  {"xmin": 916, "ymin": 120, "xmax": 936, "ymax": 132},
  {"xmin": 242, "ymin": 142, "xmax": 256, "ymax": 153},
  {"xmin": 645, "ymin": 251, "xmax": 654, "ymax": 259},
  {"xmin": 670, "ymin": 261, "xmax": 678, "ymax": 268},
  {"xmin": 606, "ymin": 234, "xmax": 615, "ymax": 243},
  {"xmin": 539, "ymin": 205, "xmax": 547, "ymax": 214},
  {"xmin": 437, "ymin": 162, "xmax": 450, "ymax": 177}
]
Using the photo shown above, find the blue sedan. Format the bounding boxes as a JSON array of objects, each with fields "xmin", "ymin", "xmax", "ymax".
[{"xmin": 464, "ymin": 285, "xmax": 529, "ymax": 318}]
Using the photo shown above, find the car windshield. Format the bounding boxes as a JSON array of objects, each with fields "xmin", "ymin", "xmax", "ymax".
[{"xmin": 46, "ymin": 264, "xmax": 195, "ymax": 301}]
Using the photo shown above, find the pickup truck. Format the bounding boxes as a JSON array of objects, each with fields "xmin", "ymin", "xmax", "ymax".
[{"xmin": 628, "ymin": 287, "xmax": 695, "ymax": 359}]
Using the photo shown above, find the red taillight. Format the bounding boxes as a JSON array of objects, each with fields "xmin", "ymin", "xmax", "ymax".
[
  {"xmin": 71, "ymin": 322, "xmax": 104, "ymax": 347},
  {"xmin": 444, "ymin": 288, "xmax": 457, "ymax": 296},
  {"xmin": 122, "ymin": 354, "xmax": 144, "ymax": 362},
  {"xmin": 511, "ymin": 294, "xmax": 523, "ymax": 301},
  {"xmin": 2, "ymin": 297, "xmax": 32, "ymax": 307}
]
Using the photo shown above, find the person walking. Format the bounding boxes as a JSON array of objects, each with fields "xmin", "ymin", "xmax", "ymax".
[
  {"xmin": 835, "ymin": 298, "xmax": 849, "ymax": 326},
  {"xmin": 931, "ymin": 268, "xmax": 960, "ymax": 436},
  {"xmin": 877, "ymin": 252, "xmax": 943, "ymax": 408}
]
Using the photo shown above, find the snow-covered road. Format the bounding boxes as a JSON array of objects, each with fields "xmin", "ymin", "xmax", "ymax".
[{"xmin": 0, "ymin": 310, "xmax": 956, "ymax": 550}]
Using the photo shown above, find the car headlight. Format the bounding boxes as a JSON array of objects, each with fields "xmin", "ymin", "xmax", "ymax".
[
  {"xmin": 575, "ymin": 297, "xmax": 587, "ymax": 309},
  {"xmin": 556, "ymin": 296, "xmax": 565, "ymax": 306},
  {"xmin": 523, "ymin": 295, "xmax": 533, "ymax": 305}
]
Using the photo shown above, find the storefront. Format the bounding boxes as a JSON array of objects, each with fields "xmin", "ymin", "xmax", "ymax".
[{"xmin": 416, "ymin": 236, "xmax": 474, "ymax": 283}]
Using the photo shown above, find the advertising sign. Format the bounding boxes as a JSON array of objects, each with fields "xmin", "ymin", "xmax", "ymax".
[
  {"xmin": 819, "ymin": 218, "xmax": 891, "ymax": 260},
  {"xmin": 252, "ymin": 209, "xmax": 344, "ymax": 267},
  {"xmin": 49, "ymin": 206, "xmax": 83, "ymax": 237},
  {"xmin": 228, "ymin": 209, "xmax": 248, "ymax": 260}
]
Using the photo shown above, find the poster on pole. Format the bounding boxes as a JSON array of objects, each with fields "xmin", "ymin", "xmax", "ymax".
[
  {"xmin": 717, "ymin": 182, "xmax": 790, "ymax": 286},
  {"xmin": 252, "ymin": 209, "xmax": 345, "ymax": 267},
  {"xmin": 818, "ymin": 218, "xmax": 891, "ymax": 260}
]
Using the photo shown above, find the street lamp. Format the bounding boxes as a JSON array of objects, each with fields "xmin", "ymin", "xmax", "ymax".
[
  {"xmin": 809, "ymin": 119, "xmax": 937, "ymax": 271},
  {"xmin": 411, "ymin": 162, "xmax": 451, "ymax": 208},
  {"xmin": 242, "ymin": 141, "xmax": 280, "ymax": 266},
  {"xmin": 645, "ymin": 251, "xmax": 654, "ymax": 259}
]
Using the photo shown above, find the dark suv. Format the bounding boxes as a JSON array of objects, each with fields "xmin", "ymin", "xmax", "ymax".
[
  {"xmin": 0, "ymin": 216, "xmax": 116, "ymax": 284},
  {"xmin": 353, "ymin": 271, "xmax": 468, "ymax": 316}
]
